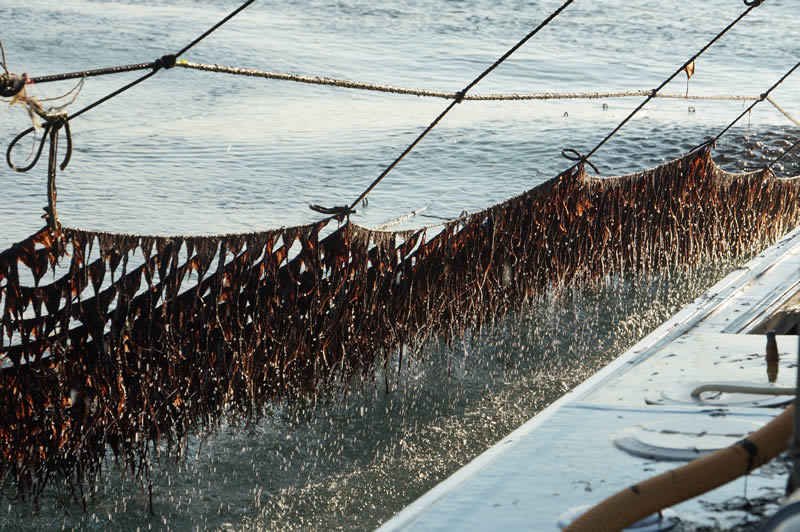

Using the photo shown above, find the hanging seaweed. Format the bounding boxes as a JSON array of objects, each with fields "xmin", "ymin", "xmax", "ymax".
[{"xmin": 1, "ymin": 147, "xmax": 799, "ymax": 503}]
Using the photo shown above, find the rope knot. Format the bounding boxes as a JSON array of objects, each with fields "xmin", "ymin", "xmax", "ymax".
[
  {"xmin": 152, "ymin": 54, "xmax": 177, "ymax": 71},
  {"xmin": 454, "ymin": 90, "xmax": 466, "ymax": 104},
  {"xmin": 48, "ymin": 110, "xmax": 69, "ymax": 129},
  {"xmin": 309, "ymin": 204, "xmax": 356, "ymax": 216},
  {"xmin": 561, "ymin": 148, "xmax": 599, "ymax": 174},
  {"xmin": 0, "ymin": 72, "xmax": 26, "ymax": 98}
]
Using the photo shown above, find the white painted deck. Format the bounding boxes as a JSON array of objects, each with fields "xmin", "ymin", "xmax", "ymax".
[{"xmin": 379, "ymin": 225, "xmax": 800, "ymax": 531}]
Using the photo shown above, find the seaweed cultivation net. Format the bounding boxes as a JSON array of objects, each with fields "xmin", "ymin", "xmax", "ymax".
[{"xmin": 1, "ymin": 147, "xmax": 799, "ymax": 502}]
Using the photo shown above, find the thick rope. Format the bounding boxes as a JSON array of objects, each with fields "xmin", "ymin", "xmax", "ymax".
[
  {"xmin": 310, "ymin": 0, "xmax": 577, "ymax": 215},
  {"xmin": 6, "ymin": 60, "xmax": 761, "ymax": 104},
  {"xmin": 27, "ymin": 62, "xmax": 167, "ymax": 85},
  {"xmin": 173, "ymin": 61, "xmax": 759, "ymax": 102},
  {"xmin": 761, "ymin": 96, "xmax": 800, "ymax": 171},
  {"xmin": 766, "ymin": 96, "xmax": 800, "ymax": 129}
]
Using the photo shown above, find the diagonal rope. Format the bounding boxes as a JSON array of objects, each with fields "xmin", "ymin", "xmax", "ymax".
[
  {"xmin": 767, "ymin": 96, "xmax": 800, "ymax": 129},
  {"xmin": 691, "ymin": 59, "xmax": 800, "ymax": 152},
  {"xmin": 766, "ymin": 136, "xmax": 800, "ymax": 172},
  {"xmin": 565, "ymin": 0, "xmax": 767, "ymax": 174},
  {"xmin": 310, "ymin": 0, "xmax": 577, "ymax": 216},
  {"xmin": 5, "ymin": 0, "xmax": 255, "ymax": 173},
  {"xmin": 27, "ymin": 63, "xmax": 172, "ymax": 85},
  {"xmin": 18, "ymin": 1, "xmax": 255, "ymax": 87}
]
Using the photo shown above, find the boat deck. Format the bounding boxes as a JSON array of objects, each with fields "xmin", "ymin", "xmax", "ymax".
[{"xmin": 379, "ymin": 225, "xmax": 800, "ymax": 531}]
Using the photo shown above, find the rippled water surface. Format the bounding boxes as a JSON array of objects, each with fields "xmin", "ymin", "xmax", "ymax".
[{"xmin": 1, "ymin": 0, "xmax": 799, "ymax": 529}]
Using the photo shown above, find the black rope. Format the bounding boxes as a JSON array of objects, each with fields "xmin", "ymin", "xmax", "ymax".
[
  {"xmin": 28, "ymin": 62, "xmax": 165, "ymax": 85},
  {"xmin": 5, "ymin": 0, "xmax": 255, "ymax": 173},
  {"xmin": 173, "ymin": 1, "xmax": 255, "ymax": 59},
  {"xmin": 6, "ymin": 118, "xmax": 71, "ymax": 173},
  {"xmin": 766, "ymin": 135, "xmax": 800, "ymax": 172},
  {"xmin": 310, "ymin": 0, "xmax": 576, "ymax": 216},
  {"xmin": 563, "ymin": 0, "xmax": 766, "ymax": 174},
  {"xmin": 309, "ymin": 204, "xmax": 356, "ymax": 216},
  {"xmin": 26, "ymin": 54, "xmax": 175, "ymax": 86},
  {"xmin": 690, "ymin": 60, "xmax": 800, "ymax": 152},
  {"xmin": 561, "ymin": 148, "xmax": 599, "ymax": 174},
  {"xmin": 23, "ymin": 0, "xmax": 254, "ymax": 86}
]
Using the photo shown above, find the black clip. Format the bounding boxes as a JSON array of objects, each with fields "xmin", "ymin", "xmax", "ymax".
[
  {"xmin": 7, "ymin": 116, "xmax": 72, "ymax": 173},
  {"xmin": 309, "ymin": 204, "xmax": 356, "ymax": 216}
]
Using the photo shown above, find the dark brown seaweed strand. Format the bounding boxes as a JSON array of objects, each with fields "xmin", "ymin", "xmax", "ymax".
[{"xmin": 1, "ymin": 149, "xmax": 799, "ymax": 505}]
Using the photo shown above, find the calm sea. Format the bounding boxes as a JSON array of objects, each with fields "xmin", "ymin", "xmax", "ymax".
[{"xmin": 1, "ymin": 0, "xmax": 799, "ymax": 529}]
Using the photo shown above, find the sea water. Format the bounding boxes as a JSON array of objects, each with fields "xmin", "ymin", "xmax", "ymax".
[{"xmin": 0, "ymin": 0, "xmax": 799, "ymax": 529}]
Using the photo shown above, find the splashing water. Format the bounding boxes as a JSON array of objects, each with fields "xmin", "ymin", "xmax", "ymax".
[{"xmin": 0, "ymin": 252, "xmax": 750, "ymax": 531}]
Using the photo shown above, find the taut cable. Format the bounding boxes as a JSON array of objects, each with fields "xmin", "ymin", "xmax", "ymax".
[
  {"xmin": 565, "ymin": 0, "xmax": 767, "ymax": 174},
  {"xmin": 310, "ymin": 0, "xmax": 577, "ymax": 216},
  {"xmin": 690, "ymin": 60, "xmax": 800, "ymax": 153},
  {"xmin": 5, "ymin": 0, "xmax": 256, "ymax": 174}
]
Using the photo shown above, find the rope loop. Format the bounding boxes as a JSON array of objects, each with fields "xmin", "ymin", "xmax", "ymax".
[
  {"xmin": 0, "ymin": 72, "xmax": 26, "ymax": 98},
  {"xmin": 7, "ymin": 114, "xmax": 72, "ymax": 173},
  {"xmin": 561, "ymin": 148, "xmax": 599, "ymax": 173},
  {"xmin": 309, "ymin": 204, "xmax": 356, "ymax": 216},
  {"xmin": 689, "ymin": 138, "xmax": 715, "ymax": 154},
  {"xmin": 152, "ymin": 54, "xmax": 177, "ymax": 72},
  {"xmin": 743, "ymin": 0, "xmax": 763, "ymax": 6}
]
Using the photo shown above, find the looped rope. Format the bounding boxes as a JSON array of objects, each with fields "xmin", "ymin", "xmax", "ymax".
[
  {"xmin": 7, "ymin": 114, "xmax": 72, "ymax": 173},
  {"xmin": 743, "ymin": 0, "xmax": 763, "ymax": 6},
  {"xmin": 0, "ymin": 72, "xmax": 26, "ymax": 98},
  {"xmin": 309, "ymin": 204, "xmax": 356, "ymax": 216},
  {"xmin": 5, "ymin": 0, "xmax": 255, "ymax": 175},
  {"xmin": 561, "ymin": 148, "xmax": 599, "ymax": 173}
]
